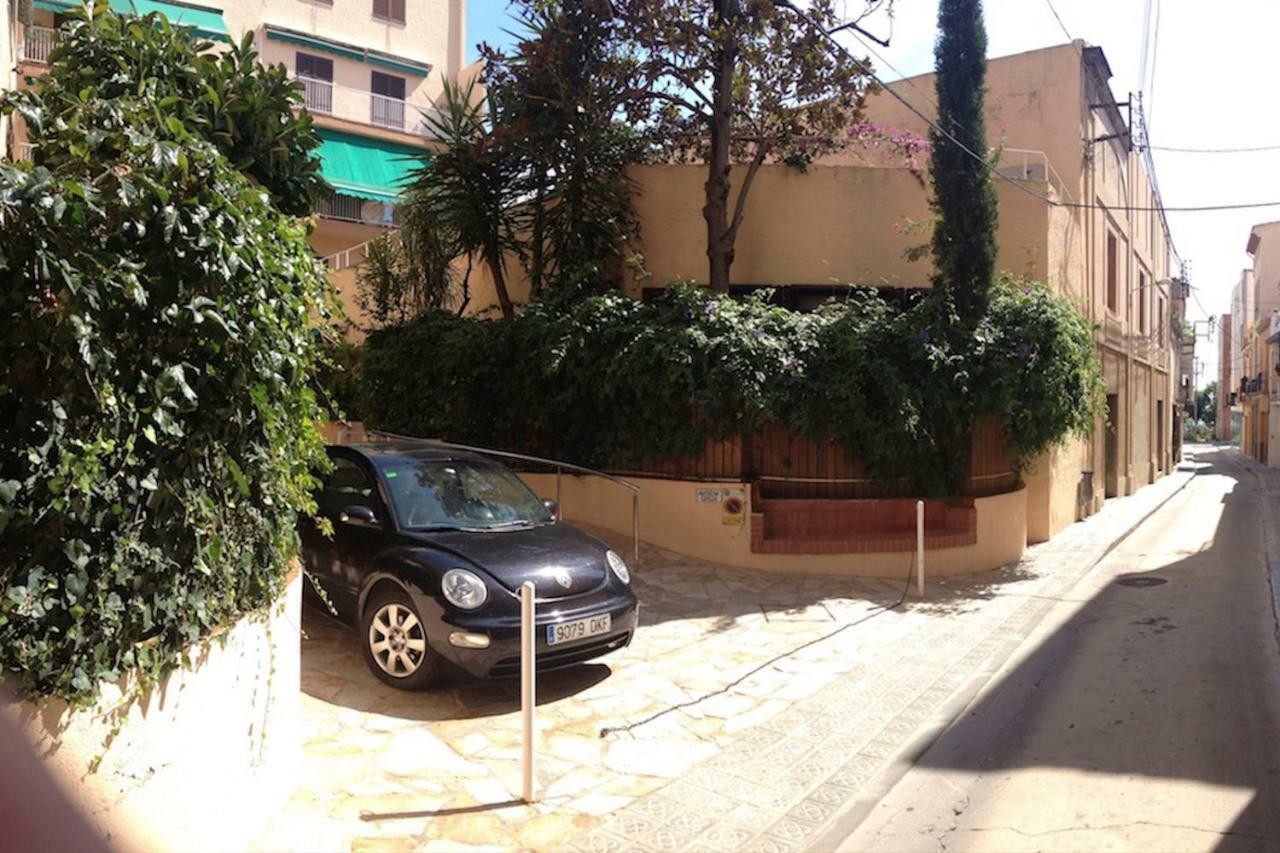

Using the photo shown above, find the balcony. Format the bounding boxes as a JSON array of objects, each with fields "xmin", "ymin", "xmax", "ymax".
[
  {"xmin": 20, "ymin": 25, "xmax": 58, "ymax": 65},
  {"xmin": 314, "ymin": 193, "xmax": 400, "ymax": 227},
  {"xmin": 294, "ymin": 77, "xmax": 438, "ymax": 137}
]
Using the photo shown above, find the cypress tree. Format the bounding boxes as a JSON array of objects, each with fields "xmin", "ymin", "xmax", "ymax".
[{"xmin": 929, "ymin": 0, "xmax": 998, "ymax": 327}]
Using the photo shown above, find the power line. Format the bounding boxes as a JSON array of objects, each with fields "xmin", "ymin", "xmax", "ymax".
[
  {"xmin": 1141, "ymin": 0, "xmax": 1162, "ymax": 94},
  {"xmin": 779, "ymin": 2, "xmax": 1280, "ymax": 219},
  {"xmin": 1067, "ymin": 200, "xmax": 1280, "ymax": 213},
  {"xmin": 1043, "ymin": 0, "xmax": 1072, "ymax": 42},
  {"xmin": 1146, "ymin": 0, "xmax": 1163, "ymax": 126},
  {"xmin": 1148, "ymin": 142, "xmax": 1280, "ymax": 154}
]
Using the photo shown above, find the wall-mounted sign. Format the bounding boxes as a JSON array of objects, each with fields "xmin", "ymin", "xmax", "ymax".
[{"xmin": 696, "ymin": 488, "xmax": 722, "ymax": 503}]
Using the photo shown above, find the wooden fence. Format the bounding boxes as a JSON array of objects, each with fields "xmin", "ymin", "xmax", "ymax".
[{"xmin": 604, "ymin": 419, "xmax": 1017, "ymax": 499}]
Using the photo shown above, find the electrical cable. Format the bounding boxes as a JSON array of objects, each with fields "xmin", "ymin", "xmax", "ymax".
[
  {"xmin": 1146, "ymin": 0, "xmax": 1162, "ymax": 128},
  {"xmin": 1044, "ymin": 0, "xmax": 1072, "ymax": 42},
  {"xmin": 598, "ymin": 550, "xmax": 917, "ymax": 738},
  {"xmin": 1148, "ymin": 142, "xmax": 1280, "ymax": 154},
  {"xmin": 777, "ymin": 1, "xmax": 1280, "ymax": 219}
]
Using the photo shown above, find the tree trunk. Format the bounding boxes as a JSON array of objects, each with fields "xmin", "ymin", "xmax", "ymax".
[
  {"xmin": 702, "ymin": 0, "xmax": 739, "ymax": 293},
  {"xmin": 488, "ymin": 254, "xmax": 515, "ymax": 320}
]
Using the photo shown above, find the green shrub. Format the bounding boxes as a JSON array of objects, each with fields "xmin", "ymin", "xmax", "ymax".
[
  {"xmin": 360, "ymin": 279, "xmax": 1103, "ymax": 491},
  {"xmin": 0, "ymin": 9, "xmax": 331, "ymax": 701}
]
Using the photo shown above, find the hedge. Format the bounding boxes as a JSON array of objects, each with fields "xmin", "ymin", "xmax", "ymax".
[
  {"xmin": 0, "ymin": 11, "xmax": 330, "ymax": 701},
  {"xmin": 360, "ymin": 279, "xmax": 1104, "ymax": 493}
]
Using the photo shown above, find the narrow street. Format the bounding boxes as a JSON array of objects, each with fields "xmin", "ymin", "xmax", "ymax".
[{"xmin": 836, "ymin": 446, "xmax": 1280, "ymax": 852}]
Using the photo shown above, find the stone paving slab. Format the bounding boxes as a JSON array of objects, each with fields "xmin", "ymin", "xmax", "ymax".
[{"xmin": 254, "ymin": 463, "xmax": 1199, "ymax": 853}]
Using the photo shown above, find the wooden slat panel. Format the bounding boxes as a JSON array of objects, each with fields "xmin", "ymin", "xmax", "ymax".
[{"xmin": 602, "ymin": 420, "xmax": 1016, "ymax": 499}]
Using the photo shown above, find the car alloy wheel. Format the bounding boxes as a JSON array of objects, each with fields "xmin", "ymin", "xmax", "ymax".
[{"xmin": 367, "ymin": 602, "xmax": 427, "ymax": 677}]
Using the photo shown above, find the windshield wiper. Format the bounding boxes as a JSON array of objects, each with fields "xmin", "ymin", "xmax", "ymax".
[{"xmin": 485, "ymin": 520, "xmax": 541, "ymax": 530}]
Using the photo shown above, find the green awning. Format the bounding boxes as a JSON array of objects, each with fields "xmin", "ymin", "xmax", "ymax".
[
  {"xmin": 263, "ymin": 25, "xmax": 430, "ymax": 77},
  {"xmin": 314, "ymin": 129, "xmax": 424, "ymax": 203},
  {"xmin": 126, "ymin": 0, "xmax": 229, "ymax": 41},
  {"xmin": 32, "ymin": 0, "xmax": 230, "ymax": 42}
]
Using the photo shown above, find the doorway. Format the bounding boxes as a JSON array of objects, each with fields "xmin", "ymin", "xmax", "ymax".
[{"xmin": 1105, "ymin": 394, "xmax": 1120, "ymax": 498}]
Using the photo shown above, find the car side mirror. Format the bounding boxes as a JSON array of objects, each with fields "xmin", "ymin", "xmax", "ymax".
[
  {"xmin": 339, "ymin": 505, "xmax": 380, "ymax": 528},
  {"xmin": 541, "ymin": 499, "xmax": 558, "ymax": 521}
]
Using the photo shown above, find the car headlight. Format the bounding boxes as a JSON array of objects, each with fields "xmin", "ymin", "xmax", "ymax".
[
  {"xmin": 606, "ymin": 550, "xmax": 631, "ymax": 584},
  {"xmin": 441, "ymin": 569, "xmax": 488, "ymax": 609}
]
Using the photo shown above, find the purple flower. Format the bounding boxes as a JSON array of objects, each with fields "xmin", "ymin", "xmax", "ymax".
[
  {"xmin": 1018, "ymin": 342, "xmax": 1031, "ymax": 361},
  {"xmin": 703, "ymin": 302, "xmax": 718, "ymax": 316},
  {"xmin": 723, "ymin": 362, "xmax": 736, "ymax": 373},
  {"xmin": 1022, "ymin": 286, "xmax": 1032, "ymax": 295},
  {"xmin": 750, "ymin": 329, "xmax": 766, "ymax": 341},
  {"xmin": 918, "ymin": 328, "xmax": 930, "ymax": 342}
]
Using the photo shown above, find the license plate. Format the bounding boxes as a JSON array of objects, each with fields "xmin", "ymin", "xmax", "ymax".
[{"xmin": 546, "ymin": 614, "xmax": 611, "ymax": 646}]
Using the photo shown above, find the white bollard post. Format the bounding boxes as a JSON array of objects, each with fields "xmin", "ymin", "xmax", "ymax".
[
  {"xmin": 520, "ymin": 581, "xmax": 537, "ymax": 803},
  {"xmin": 916, "ymin": 499, "xmax": 925, "ymax": 597}
]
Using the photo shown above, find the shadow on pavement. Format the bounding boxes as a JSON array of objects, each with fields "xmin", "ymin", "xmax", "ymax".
[
  {"xmin": 300, "ymin": 604, "xmax": 612, "ymax": 721},
  {"xmin": 898, "ymin": 447, "xmax": 1280, "ymax": 850}
]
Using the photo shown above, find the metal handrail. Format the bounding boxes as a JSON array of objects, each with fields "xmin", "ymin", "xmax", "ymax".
[
  {"xmin": 365, "ymin": 430, "xmax": 641, "ymax": 571},
  {"xmin": 320, "ymin": 233, "xmax": 391, "ymax": 271}
]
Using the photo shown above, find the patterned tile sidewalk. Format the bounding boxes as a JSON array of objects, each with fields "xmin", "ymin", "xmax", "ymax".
[{"xmin": 254, "ymin": 461, "xmax": 1198, "ymax": 852}]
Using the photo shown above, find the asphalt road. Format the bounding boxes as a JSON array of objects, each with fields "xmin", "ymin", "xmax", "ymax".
[{"xmin": 837, "ymin": 446, "xmax": 1280, "ymax": 852}]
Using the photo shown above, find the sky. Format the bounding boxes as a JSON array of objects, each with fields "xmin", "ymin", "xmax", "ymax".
[{"xmin": 466, "ymin": 0, "xmax": 1280, "ymax": 389}]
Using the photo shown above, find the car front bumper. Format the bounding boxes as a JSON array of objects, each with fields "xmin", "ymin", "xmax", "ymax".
[{"xmin": 430, "ymin": 592, "xmax": 639, "ymax": 679}]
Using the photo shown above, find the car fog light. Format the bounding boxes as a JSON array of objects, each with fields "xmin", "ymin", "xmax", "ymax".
[{"xmin": 448, "ymin": 632, "xmax": 491, "ymax": 649}]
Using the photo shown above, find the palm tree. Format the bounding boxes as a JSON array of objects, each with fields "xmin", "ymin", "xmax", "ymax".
[{"xmin": 406, "ymin": 78, "xmax": 521, "ymax": 319}]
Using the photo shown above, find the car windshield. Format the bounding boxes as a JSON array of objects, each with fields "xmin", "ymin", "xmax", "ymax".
[{"xmin": 380, "ymin": 457, "xmax": 552, "ymax": 531}]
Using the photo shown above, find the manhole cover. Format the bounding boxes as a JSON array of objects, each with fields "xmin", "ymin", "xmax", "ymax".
[{"xmin": 1115, "ymin": 576, "xmax": 1168, "ymax": 588}]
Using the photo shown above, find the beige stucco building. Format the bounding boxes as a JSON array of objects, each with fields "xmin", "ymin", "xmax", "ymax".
[
  {"xmin": 1237, "ymin": 222, "xmax": 1280, "ymax": 466},
  {"xmin": 3, "ymin": 0, "xmax": 469, "ymax": 288},
  {"xmin": 590, "ymin": 42, "xmax": 1183, "ymax": 544},
  {"xmin": 434, "ymin": 41, "xmax": 1185, "ymax": 548}
]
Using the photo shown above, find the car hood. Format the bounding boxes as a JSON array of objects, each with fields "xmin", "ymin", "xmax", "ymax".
[{"xmin": 406, "ymin": 523, "xmax": 609, "ymax": 599}]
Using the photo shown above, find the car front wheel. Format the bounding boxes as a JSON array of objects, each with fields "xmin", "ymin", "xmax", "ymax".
[{"xmin": 361, "ymin": 587, "xmax": 443, "ymax": 690}]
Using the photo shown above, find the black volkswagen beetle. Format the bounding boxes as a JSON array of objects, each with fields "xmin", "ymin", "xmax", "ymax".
[{"xmin": 300, "ymin": 442, "xmax": 639, "ymax": 689}]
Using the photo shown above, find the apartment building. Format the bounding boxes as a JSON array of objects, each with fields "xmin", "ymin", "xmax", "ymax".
[
  {"xmin": 1236, "ymin": 223, "xmax": 1280, "ymax": 466},
  {"xmin": 5, "ymin": 0, "xmax": 468, "ymax": 291},
  {"xmin": 590, "ymin": 42, "xmax": 1182, "ymax": 543}
]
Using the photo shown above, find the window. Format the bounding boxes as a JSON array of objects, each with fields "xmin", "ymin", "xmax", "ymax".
[
  {"xmin": 1106, "ymin": 231, "xmax": 1118, "ymax": 314},
  {"xmin": 370, "ymin": 71, "xmax": 406, "ymax": 129},
  {"xmin": 296, "ymin": 53, "xmax": 333, "ymax": 113},
  {"xmin": 296, "ymin": 52, "xmax": 333, "ymax": 82},
  {"xmin": 1138, "ymin": 271, "xmax": 1147, "ymax": 333},
  {"xmin": 372, "ymin": 0, "xmax": 405, "ymax": 24},
  {"xmin": 320, "ymin": 457, "xmax": 378, "ymax": 517}
]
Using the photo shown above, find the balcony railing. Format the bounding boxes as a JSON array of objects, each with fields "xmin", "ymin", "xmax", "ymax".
[
  {"xmin": 21, "ymin": 25, "xmax": 58, "ymax": 65},
  {"xmin": 315, "ymin": 193, "xmax": 399, "ymax": 227},
  {"xmin": 293, "ymin": 76, "xmax": 438, "ymax": 136}
]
